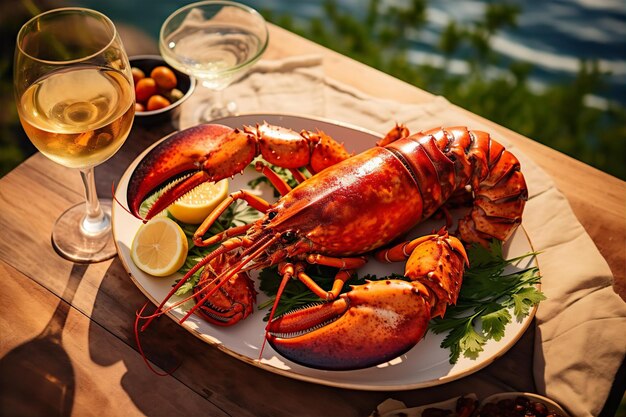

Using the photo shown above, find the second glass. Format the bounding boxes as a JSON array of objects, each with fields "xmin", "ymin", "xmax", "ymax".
[{"xmin": 159, "ymin": 0, "xmax": 269, "ymax": 122}]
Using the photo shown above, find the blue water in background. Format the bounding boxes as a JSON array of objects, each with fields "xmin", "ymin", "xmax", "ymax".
[{"xmin": 76, "ymin": 0, "xmax": 626, "ymax": 106}]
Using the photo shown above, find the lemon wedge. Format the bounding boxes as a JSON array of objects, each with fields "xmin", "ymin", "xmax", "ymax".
[
  {"xmin": 168, "ymin": 179, "xmax": 229, "ymax": 224},
  {"xmin": 131, "ymin": 217, "xmax": 188, "ymax": 277}
]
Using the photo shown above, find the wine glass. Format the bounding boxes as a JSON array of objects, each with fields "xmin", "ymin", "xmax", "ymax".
[
  {"xmin": 14, "ymin": 8, "xmax": 135, "ymax": 263},
  {"xmin": 159, "ymin": 0, "xmax": 269, "ymax": 121}
]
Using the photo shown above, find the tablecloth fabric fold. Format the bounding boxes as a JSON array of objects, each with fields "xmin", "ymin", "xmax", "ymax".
[{"xmin": 180, "ymin": 55, "xmax": 626, "ymax": 417}]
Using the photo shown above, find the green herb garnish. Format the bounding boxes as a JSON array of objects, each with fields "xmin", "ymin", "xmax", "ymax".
[{"xmin": 429, "ymin": 240, "xmax": 544, "ymax": 364}]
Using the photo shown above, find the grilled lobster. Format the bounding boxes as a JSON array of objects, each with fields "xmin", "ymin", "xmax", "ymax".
[{"xmin": 127, "ymin": 122, "xmax": 527, "ymax": 370}]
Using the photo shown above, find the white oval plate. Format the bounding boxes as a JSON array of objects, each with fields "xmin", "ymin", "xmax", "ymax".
[{"xmin": 113, "ymin": 114, "xmax": 538, "ymax": 390}]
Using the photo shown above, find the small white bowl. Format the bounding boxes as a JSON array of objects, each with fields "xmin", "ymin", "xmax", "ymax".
[{"xmin": 481, "ymin": 392, "xmax": 570, "ymax": 416}]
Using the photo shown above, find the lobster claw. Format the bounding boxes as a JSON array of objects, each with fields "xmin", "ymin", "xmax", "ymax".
[
  {"xmin": 266, "ymin": 279, "xmax": 433, "ymax": 370},
  {"xmin": 127, "ymin": 124, "xmax": 256, "ymax": 220}
]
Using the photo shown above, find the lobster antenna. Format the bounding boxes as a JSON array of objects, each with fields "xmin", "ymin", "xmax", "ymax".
[
  {"xmin": 138, "ymin": 239, "xmax": 245, "ymax": 331},
  {"xmin": 139, "ymin": 233, "xmax": 275, "ymax": 328},
  {"xmin": 111, "ymin": 182, "xmax": 147, "ymax": 223},
  {"xmin": 259, "ymin": 263, "xmax": 295, "ymax": 361},
  {"xmin": 134, "ymin": 302, "xmax": 181, "ymax": 376},
  {"xmin": 179, "ymin": 234, "xmax": 280, "ymax": 323}
]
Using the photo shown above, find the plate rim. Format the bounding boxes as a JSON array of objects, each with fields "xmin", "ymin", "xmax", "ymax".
[{"xmin": 113, "ymin": 113, "xmax": 539, "ymax": 391}]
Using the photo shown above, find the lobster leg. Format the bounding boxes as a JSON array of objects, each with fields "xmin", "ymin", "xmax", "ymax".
[
  {"xmin": 288, "ymin": 168, "xmax": 308, "ymax": 184},
  {"xmin": 255, "ymin": 162, "xmax": 308, "ymax": 187},
  {"xmin": 376, "ymin": 229, "xmax": 467, "ymax": 265},
  {"xmin": 199, "ymin": 224, "xmax": 254, "ymax": 249},
  {"xmin": 301, "ymin": 255, "xmax": 366, "ymax": 300},
  {"xmin": 266, "ymin": 232, "xmax": 468, "ymax": 370},
  {"xmin": 254, "ymin": 162, "xmax": 294, "ymax": 196},
  {"xmin": 268, "ymin": 262, "xmax": 305, "ymax": 325},
  {"xmin": 261, "ymin": 262, "xmax": 303, "ymax": 358},
  {"xmin": 376, "ymin": 123, "xmax": 410, "ymax": 147},
  {"xmin": 295, "ymin": 268, "xmax": 355, "ymax": 301},
  {"xmin": 306, "ymin": 254, "xmax": 368, "ymax": 270},
  {"xmin": 196, "ymin": 159, "xmax": 302, "ymax": 247},
  {"xmin": 194, "ymin": 190, "xmax": 271, "ymax": 246}
]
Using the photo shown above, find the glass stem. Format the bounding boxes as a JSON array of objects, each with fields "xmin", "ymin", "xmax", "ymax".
[
  {"xmin": 79, "ymin": 167, "xmax": 109, "ymax": 236},
  {"xmin": 199, "ymin": 83, "xmax": 237, "ymax": 121},
  {"xmin": 213, "ymin": 88, "xmax": 225, "ymax": 109}
]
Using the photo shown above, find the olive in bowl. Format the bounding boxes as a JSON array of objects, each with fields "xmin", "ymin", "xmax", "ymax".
[{"xmin": 129, "ymin": 55, "xmax": 195, "ymax": 124}]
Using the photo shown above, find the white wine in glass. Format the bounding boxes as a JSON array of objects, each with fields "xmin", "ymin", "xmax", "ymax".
[
  {"xmin": 14, "ymin": 8, "xmax": 135, "ymax": 262},
  {"xmin": 160, "ymin": 1, "xmax": 268, "ymax": 121}
]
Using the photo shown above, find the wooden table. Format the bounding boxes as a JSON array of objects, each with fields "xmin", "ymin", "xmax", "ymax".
[{"xmin": 1, "ymin": 24, "xmax": 624, "ymax": 416}]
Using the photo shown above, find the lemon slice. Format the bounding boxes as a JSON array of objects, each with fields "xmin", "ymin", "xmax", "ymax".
[
  {"xmin": 131, "ymin": 217, "xmax": 188, "ymax": 277},
  {"xmin": 168, "ymin": 179, "xmax": 229, "ymax": 224}
]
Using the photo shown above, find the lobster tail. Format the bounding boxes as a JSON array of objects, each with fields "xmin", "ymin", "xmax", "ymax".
[
  {"xmin": 384, "ymin": 126, "xmax": 527, "ymax": 246},
  {"xmin": 431, "ymin": 127, "xmax": 528, "ymax": 245}
]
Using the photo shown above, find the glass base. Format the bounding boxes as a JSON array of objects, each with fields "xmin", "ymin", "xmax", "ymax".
[
  {"xmin": 51, "ymin": 200, "xmax": 117, "ymax": 263},
  {"xmin": 196, "ymin": 98, "xmax": 238, "ymax": 122}
]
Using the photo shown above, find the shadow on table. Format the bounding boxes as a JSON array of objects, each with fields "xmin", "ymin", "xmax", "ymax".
[
  {"xmin": 0, "ymin": 264, "xmax": 87, "ymax": 417},
  {"xmin": 86, "ymin": 259, "xmax": 214, "ymax": 417}
]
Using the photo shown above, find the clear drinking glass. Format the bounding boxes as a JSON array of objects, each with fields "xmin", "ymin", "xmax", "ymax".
[
  {"xmin": 14, "ymin": 8, "xmax": 135, "ymax": 263},
  {"xmin": 160, "ymin": 0, "xmax": 269, "ymax": 122}
]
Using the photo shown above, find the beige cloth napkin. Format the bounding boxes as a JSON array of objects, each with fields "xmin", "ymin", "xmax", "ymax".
[{"xmin": 179, "ymin": 55, "xmax": 626, "ymax": 417}]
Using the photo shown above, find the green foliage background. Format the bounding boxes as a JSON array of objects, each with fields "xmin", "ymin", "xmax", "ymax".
[
  {"xmin": 1, "ymin": 0, "xmax": 624, "ymax": 181},
  {"xmin": 264, "ymin": 0, "xmax": 625, "ymax": 180}
]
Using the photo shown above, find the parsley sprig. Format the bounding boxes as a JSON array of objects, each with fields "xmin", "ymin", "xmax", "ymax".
[{"xmin": 429, "ymin": 240, "xmax": 544, "ymax": 364}]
